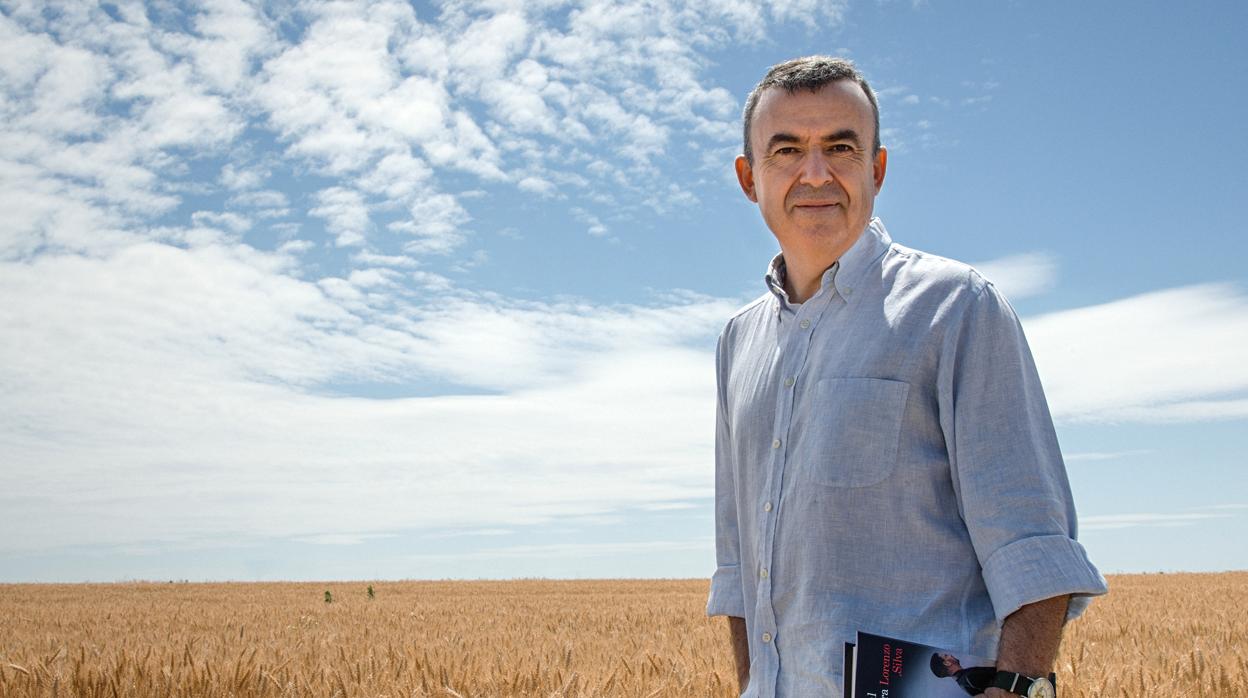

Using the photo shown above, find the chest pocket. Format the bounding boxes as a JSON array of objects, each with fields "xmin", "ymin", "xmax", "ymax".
[{"xmin": 805, "ymin": 377, "xmax": 910, "ymax": 488}]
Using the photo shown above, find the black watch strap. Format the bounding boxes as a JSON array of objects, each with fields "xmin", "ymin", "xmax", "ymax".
[{"xmin": 992, "ymin": 671, "xmax": 1034, "ymax": 695}]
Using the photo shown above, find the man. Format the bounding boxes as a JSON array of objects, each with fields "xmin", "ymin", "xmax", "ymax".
[
  {"xmin": 931, "ymin": 652, "xmax": 998, "ymax": 696},
  {"xmin": 706, "ymin": 56, "xmax": 1107, "ymax": 697}
]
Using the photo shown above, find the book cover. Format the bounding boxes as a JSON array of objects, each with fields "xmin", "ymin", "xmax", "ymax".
[{"xmin": 844, "ymin": 631, "xmax": 996, "ymax": 697}]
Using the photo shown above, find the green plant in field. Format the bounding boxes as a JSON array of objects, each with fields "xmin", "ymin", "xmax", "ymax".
[
  {"xmin": 367, "ymin": 585, "xmax": 375, "ymax": 600},
  {"xmin": 324, "ymin": 590, "xmax": 333, "ymax": 604}
]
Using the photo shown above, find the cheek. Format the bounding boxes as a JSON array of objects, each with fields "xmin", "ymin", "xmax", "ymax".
[{"xmin": 758, "ymin": 181, "xmax": 790, "ymax": 210}]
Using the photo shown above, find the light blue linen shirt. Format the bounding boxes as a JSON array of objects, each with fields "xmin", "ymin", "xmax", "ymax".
[{"xmin": 707, "ymin": 219, "xmax": 1107, "ymax": 697}]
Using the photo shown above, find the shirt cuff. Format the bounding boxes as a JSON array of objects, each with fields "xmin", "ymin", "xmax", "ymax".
[
  {"xmin": 980, "ymin": 534, "xmax": 1108, "ymax": 622},
  {"xmin": 707, "ymin": 563, "xmax": 746, "ymax": 617}
]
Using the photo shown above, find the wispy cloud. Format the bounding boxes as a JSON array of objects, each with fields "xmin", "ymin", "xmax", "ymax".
[
  {"xmin": 1196, "ymin": 504, "xmax": 1248, "ymax": 511},
  {"xmin": 0, "ymin": 235, "xmax": 737, "ymax": 554},
  {"xmin": 3, "ymin": 0, "xmax": 834, "ymax": 268},
  {"xmin": 1025, "ymin": 283, "xmax": 1248, "ymax": 423},
  {"xmin": 310, "ymin": 187, "xmax": 370, "ymax": 247},
  {"xmin": 1063, "ymin": 449, "xmax": 1153, "ymax": 463},
  {"xmin": 408, "ymin": 540, "xmax": 710, "ymax": 562},
  {"xmin": 1081, "ymin": 512, "xmax": 1232, "ymax": 531},
  {"xmin": 972, "ymin": 251, "xmax": 1057, "ymax": 300},
  {"xmin": 294, "ymin": 533, "xmax": 399, "ymax": 546}
]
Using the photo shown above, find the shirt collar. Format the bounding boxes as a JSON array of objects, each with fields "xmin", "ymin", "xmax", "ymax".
[
  {"xmin": 831, "ymin": 217, "xmax": 892, "ymax": 302},
  {"xmin": 763, "ymin": 217, "xmax": 893, "ymax": 307}
]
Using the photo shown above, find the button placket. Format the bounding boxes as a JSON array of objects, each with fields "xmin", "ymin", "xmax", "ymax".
[{"xmin": 754, "ymin": 292, "xmax": 840, "ymax": 696}]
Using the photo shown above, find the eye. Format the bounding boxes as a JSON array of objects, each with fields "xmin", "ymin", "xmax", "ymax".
[
  {"xmin": 827, "ymin": 143, "xmax": 854, "ymax": 154},
  {"xmin": 773, "ymin": 146, "xmax": 800, "ymax": 156}
]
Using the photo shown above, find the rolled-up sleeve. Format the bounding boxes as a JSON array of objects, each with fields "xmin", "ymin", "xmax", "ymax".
[
  {"xmin": 941, "ymin": 279, "xmax": 1108, "ymax": 622},
  {"xmin": 707, "ymin": 330, "xmax": 746, "ymax": 618}
]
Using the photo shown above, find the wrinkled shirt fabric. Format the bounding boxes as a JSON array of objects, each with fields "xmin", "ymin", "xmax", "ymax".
[{"xmin": 707, "ymin": 219, "xmax": 1107, "ymax": 697}]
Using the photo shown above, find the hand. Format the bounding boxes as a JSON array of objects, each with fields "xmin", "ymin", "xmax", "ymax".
[{"xmin": 982, "ymin": 689, "xmax": 1011, "ymax": 698}]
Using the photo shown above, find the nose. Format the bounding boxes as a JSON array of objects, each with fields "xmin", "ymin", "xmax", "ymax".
[{"xmin": 797, "ymin": 149, "xmax": 834, "ymax": 187}]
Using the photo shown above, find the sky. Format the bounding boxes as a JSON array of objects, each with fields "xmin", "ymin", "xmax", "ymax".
[{"xmin": 1, "ymin": 0, "xmax": 1245, "ymax": 583}]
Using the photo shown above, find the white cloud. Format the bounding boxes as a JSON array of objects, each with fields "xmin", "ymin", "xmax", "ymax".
[
  {"xmin": 347, "ymin": 267, "xmax": 401, "ymax": 289},
  {"xmin": 418, "ymin": 540, "xmax": 710, "ymax": 561},
  {"xmin": 0, "ymin": 240, "xmax": 735, "ymax": 554},
  {"xmin": 1197, "ymin": 504, "xmax": 1248, "ymax": 511},
  {"xmin": 356, "ymin": 75, "xmax": 451, "ymax": 142},
  {"xmin": 350, "ymin": 250, "xmax": 419, "ymax": 268},
  {"xmin": 310, "ymin": 187, "xmax": 370, "ymax": 247},
  {"xmin": 572, "ymin": 207, "xmax": 610, "ymax": 238},
  {"xmin": 0, "ymin": 5, "xmax": 259, "ymax": 260},
  {"xmin": 228, "ymin": 189, "xmax": 290, "ymax": 219},
  {"xmin": 518, "ymin": 175, "xmax": 558, "ymax": 196},
  {"xmin": 0, "ymin": 0, "xmax": 821, "ymax": 269},
  {"xmin": 294, "ymin": 533, "xmax": 397, "ymax": 546},
  {"xmin": 411, "ymin": 270, "xmax": 454, "ymax": 291},
  {"xmin": 1063, "ymin": 449, "xmax": 1153, "ymax": 463},
  {"xmin": 10, "ymin": 35, "xmax": 111, "ymax": 137},
  {"xmin": 765, "ymin": 0, "xmax": 850, "ymax": 24},
  {"xmin": 170, "ymin": 0, "xmax": 276, "ymax": 93},
  {"xmin": 423, "ymin": 111, "xmax": 506, "ymax": 179},
  {"xmin": 973, "ymin": 251, "xmax": 1057, "ymax": 299},
  {"xmin": 388, "ymin": 193, "xmax": 471, "ymax": 254},
  {"xmin": 220, "ymin": 164, "xmax": 267, "ymax": 191},
  {"xmin": 191, "ymin": 210, "xmax": 252, "ymax": 234},
  {"xmin": 1025, "ymin": 283, "xmax": 1248, "ymax": 423},
  {"xmin": 448, "ymin": 11, "xmax": 531, "ymax": 86},
  {"xmin": 356, "ymin": 152, "xmax": 433, "ymax": 202},
  {"xmin": 1081, "ymin": 513, "xmax": 1231, "ymax": 531}
]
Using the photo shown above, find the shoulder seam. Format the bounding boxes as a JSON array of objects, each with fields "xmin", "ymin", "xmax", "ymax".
[{"xmin": 727, "ymin": 293, "xmax": 772, "ymax": 322}]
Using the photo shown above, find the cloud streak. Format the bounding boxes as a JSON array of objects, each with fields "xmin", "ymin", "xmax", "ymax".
[
  {"xmin": 1080, "ymin": 512, "xmax": 1233, "ymax": 531},
  {"xmin": 0, "ymin": 237, "xmax": 736, "ymax": 555},
  {"xmin": 972, "ymin": 251, "xmax": 1057, "ymax": 300},
  {"xmin": 1025, "ymin": 283, "xmax": 1248, "ymax": 423}
]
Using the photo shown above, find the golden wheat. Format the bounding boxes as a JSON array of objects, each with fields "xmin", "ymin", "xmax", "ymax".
[{"xmin": 0, "ymin": 573, "xmax": 1243, "ymax": 697}]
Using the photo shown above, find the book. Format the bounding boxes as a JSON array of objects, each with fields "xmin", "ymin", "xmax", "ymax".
[{"xmin": 843, "ymin": 630, "xmax": 996, "ymax": 697}]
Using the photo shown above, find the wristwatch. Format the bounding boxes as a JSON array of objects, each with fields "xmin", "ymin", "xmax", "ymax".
[{"xmin": 992, "ymin": 671, "xmax": 1055, "ymax": 698}]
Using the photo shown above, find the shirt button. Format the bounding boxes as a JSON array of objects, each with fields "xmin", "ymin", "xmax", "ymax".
[
  {"xmin": 783, "ymin": 377, "xmax": 794, "ymax": 388},
  {"xmin": 771, "ymin": 438, "xmax": 781, "ymax": 449},
  {"xmin": 762, "ymin": 632, "xmax": 772, "ymax": 643},
  {"xmin": 763, "ymin": 501, "xmax": 773, "ymax": 512},
  {"xmin": 799, "ymin": 319, "xmax": 811, "ymax": 329},
  {"xmin": 760, "ymin": 567, "xmax": 768, "ymax": 579}
]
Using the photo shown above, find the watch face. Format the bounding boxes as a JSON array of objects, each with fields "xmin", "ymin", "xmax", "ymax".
[{"xmin": 1026, "ymin": 677, "xmax": 1055, "ymax": 698}]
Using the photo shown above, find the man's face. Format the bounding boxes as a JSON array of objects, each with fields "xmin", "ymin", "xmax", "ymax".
[
  {"xmin": 736, "ymin": 80, "xmax": 886, "ymax": 261},
  {"xmin": 939, "ymin": 653, "xmax": 963, "ymax": 674}
]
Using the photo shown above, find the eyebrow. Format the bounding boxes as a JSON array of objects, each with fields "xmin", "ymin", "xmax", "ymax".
[{"xmin": 765, "ymin": 129, "xmax": 863, "ymax": 152}]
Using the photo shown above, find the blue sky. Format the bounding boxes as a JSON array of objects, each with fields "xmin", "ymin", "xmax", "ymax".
[{"xmin": 1, "ymin": 0, "xmax": 1245, "ymax": 582}]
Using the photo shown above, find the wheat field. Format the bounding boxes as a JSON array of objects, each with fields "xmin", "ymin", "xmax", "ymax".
[{"xmin": 1, "ymin": 572, "xmax": 1244, "ymax": 697}]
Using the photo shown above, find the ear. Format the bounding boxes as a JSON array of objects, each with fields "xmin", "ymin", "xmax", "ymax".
[
  {"xmin": 735, "ymin": 155, "xmax": 758, "ymax": 202},
  {"xmin": 873, "ymin": 146, "xmax": 888, "ymax": 193}
]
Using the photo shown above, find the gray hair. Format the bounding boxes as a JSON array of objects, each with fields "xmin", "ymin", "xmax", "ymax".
[{"xmin": 741, "ymin": 56, "xmax": 881, "ymax": 163}]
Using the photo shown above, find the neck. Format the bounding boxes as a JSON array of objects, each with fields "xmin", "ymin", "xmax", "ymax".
[
  {"xmin": 781, "ymin": 258, "xmax": 826, "ymax": 304},
  {"xmin": 780, "ymin": 230, "xmax": 863, "ymax": 304}
]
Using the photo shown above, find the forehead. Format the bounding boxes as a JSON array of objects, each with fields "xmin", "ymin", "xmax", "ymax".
[{"xmin": 750, "ymin": 80, "xmax": 874, "ymax": 147}]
